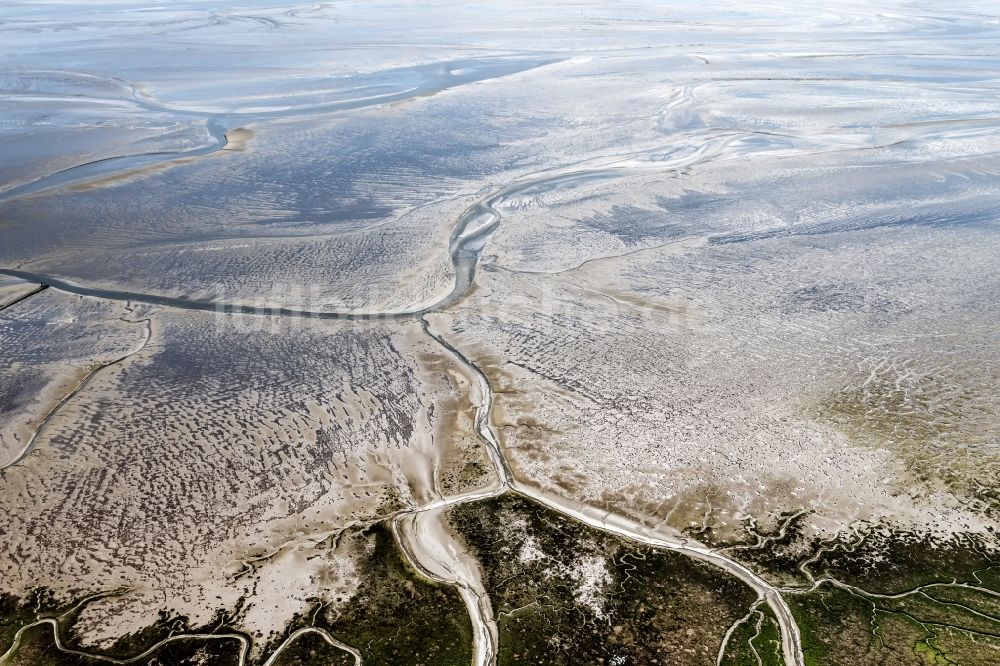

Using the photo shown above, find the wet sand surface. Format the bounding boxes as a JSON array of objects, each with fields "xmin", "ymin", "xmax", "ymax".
[{"xmin": 1, "ymin": 1, "xmax": 1000, "ymax": 665}]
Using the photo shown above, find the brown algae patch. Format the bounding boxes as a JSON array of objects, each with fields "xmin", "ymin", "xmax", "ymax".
[{"xmin": 222, "ymin": 128, "xmax": 254, "ymax": 151}]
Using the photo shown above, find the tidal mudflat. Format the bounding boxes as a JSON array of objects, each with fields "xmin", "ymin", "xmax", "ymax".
[{"xmin": 1, "ymin": 1, "xmax": 999, "ymax": 664}]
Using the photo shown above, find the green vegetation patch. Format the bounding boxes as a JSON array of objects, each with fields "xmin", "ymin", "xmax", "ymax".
[
  {"xmin": 3, "ymin": 522, "xmax": 472, "ymax": 666},
  {"xmin": 810, "ymin": 532, "xmax": 996, "ymax": 593},
  {"xmin": 790, "ymin": 581, "xmax": 1000, "ymax": 665},
  {"xmin": 268, "ymin": 631, "xmax": 355, "ymax": 666},
  {"xmin": 750, "ymin": 606, "xmax": 785, "ymax": 666},
  {"xmin": 313, "ymin": 523, "xmax": 473, "ymax": 666},
  {"xmin": 447, "ymin": 494, "xmax": 758, "ymax": 665},
  {"xmin": 718, "ymin": 603, "xmax": 784, "ymax": 666},
  {"xmin": 791, "ymin": 585, "xmax": 921, "ymax": 665},
  {"xmin": 4, "ymin": 622, "xmax": 100, "ymax": 666},
  {"xmin": 1, "ymin": 590, "xmax": 202, "ymax": 664},
  {"xmin": 3, "ymin": 619, "xmax": 241, "ymax": 666},
  {"xmin": 0, "ymin": 587, "xmax": 248, "ymax": 664}
]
